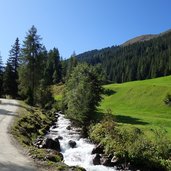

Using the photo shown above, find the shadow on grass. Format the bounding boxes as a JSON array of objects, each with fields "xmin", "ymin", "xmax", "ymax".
[
  {"xmin": 92, "ymin": 112, "xmax": 148, "ymax": 125},
  {"xmin": 115, "ymin": 115, "xmax": 148, "ymax": 125},
  {"xmin": 103, "ymin": 89, "xmax": 116, "ymax": 96},
  {"xmin": 91, "ymin": 111, "xmax": 105, "ymax": 123}
]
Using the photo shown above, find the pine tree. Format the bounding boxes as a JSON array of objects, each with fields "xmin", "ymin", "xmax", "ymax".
[
  {"xmin": 3, "ymin": 63, "xmax": 14, "ymax": 97},
  {"xmin": 5, "ymin": 38, "xmax": 20, "ymax": 97},
  {"xmin": 66, "ymin": 53, "xmax": 77, "ymax": 81},
  {"xmin": 8, "ymin": 38, "xmax": 20, "ymax": 73},
  {"xmin": 18, "ymin": 26, "xmax": 45, "ymax": 105},
  {"xmin": 44, "ymin": 48, "xmax": 62, "ymax": 85}
]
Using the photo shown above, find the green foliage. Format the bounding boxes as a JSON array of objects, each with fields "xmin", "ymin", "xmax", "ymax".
[
  {"xmin": 65, "ymin": 54, "xmax": 78, "ymax": 81},
  {"xmin": 18, "ymin": 25, "xmax": 46, "ymax": 106},
  {"xmin": 44, "ymin": 48, "xmax": 62, "ymax": 85},
  {"xmin": 90, "ymin": 118, "xmax": 171, "ymax": 170},
  {"xmin": 3, "ymin": 38, "xmax": 20, "ymax": 98},
  {"xmin": 36, "ymin": 82, "xmax": 54, "ymax": 109},
  {"xmin": 3, "ymin": 63, "xmax": 14, "ymax": 97},
  {"xmin": 17, "ymin": 26, "xmax": 62, "ymax": 107},
  {"xmin": 12, "ymin": 103, "xmax": 54, "ymax": 145},
  {"xmin": 62, "ymin": 63, "xmax": 103, "ymax": 124}
]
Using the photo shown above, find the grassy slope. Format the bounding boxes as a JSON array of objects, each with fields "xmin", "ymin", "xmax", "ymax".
[{"xmin": 99, "ymin": 75, "xmax": 171, "ymax": 137}]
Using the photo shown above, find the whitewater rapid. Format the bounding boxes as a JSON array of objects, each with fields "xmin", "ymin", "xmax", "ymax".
[{"xmin": 48, "ymin": 113, "xmax": 116, "ymax": 171}]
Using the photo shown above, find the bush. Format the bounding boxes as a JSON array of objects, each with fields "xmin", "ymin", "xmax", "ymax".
[{"xmin": 89, "ymin": 118, "xmax": 171, "ymax": 170}]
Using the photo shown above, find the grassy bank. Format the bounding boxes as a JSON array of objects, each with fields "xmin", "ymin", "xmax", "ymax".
[
  {"xmin": 99, "ymin": 75, "xmax": 171, "ymax": 137},
  {"xmin": 11, "ymin": 101, "xmax": 54, "ymax": 145}
]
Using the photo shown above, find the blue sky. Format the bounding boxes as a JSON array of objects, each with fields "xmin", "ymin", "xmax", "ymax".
[{"xmin": 0, "ymin": 0, "xmax": 171, "ymax": 63}]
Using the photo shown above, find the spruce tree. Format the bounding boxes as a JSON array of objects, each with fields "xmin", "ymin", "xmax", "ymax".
[
  {"xmin": 4, "ymin": 38, "xmax": 20, "ymax": 97},
  {"xmin": 44, "ymin": 48, "xmax": 62, "ymax": 85},
  {"xmin": 3, "ymin": 63, "xmax": 14, "ymax": 97},
  {"xmin": 18, "ymin": 26, "xmax": 45, "ymax": 105}
]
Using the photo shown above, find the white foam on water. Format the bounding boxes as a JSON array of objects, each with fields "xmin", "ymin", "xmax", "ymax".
[{"xmin": 48, "ymin": 113, "xmax": 116, "ymax": 171}]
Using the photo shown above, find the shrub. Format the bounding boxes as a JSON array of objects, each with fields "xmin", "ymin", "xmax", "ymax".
[{"xmin": 89, "ymin": 119, "xmax": 171, "ymax": 170}]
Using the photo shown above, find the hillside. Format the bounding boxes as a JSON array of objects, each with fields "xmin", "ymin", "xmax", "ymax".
[
  {"xmin": 99, "ymin": 75, "xmax": 171, "ymax": 136},
  {"xmin": 76, "ymin": 28, "xmax": 171, "ymax": 83},
  {"xmin": 122, "ymin": 34, "xmax": 157, "ymax": 46},
  {"xmin": 122, "ymin": 29, "xmax": 171, "ymax": 46}
]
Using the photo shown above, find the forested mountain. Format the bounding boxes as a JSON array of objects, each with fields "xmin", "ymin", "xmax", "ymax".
[{"xmin": 76, "ymin": 29, "xmax": 171, "ymax": 83}]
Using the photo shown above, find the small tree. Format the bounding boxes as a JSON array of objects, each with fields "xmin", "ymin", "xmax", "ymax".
[{"xmin": 63, "ymin": 63, "xmax": 103, "ymax": 124}]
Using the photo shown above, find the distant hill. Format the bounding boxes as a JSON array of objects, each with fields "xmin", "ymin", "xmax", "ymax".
[
  {"xmin": 122, "ymin": 34, "xmax": 157, "ymax": 46},
  {"xmin": 76, "ymin": 28, "xmax": 171, "ymax": 83},
  {"xmin": 122, "ymin": 29, "xmax": 171, "ymax": 46}
]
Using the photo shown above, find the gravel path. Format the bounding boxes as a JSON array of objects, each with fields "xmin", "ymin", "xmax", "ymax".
[{"xmin": 0, "ymin": 98, "xmax": 36, "ymax": 171}]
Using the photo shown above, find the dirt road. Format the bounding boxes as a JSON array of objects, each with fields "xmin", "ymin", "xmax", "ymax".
[{"xmin": 0, "ymin": 98, "xmax": 36, "ymax": 171}]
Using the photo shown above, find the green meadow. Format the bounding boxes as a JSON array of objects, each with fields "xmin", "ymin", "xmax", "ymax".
[{"xmin": 99, "ymin": 75, "xmax": 171, "ymax": 137}]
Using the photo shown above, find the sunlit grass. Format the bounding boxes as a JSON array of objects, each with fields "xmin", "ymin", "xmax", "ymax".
[{"xmin": 99, "ymin": 75, "xmax": 171, "ymax": 137}]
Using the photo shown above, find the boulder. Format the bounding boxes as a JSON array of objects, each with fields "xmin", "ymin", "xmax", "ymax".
[
  {"xmin": 91, "ymin": 143, "xmax": 104, "ymax": 154},
  {"xmin": 43, "ymin": 138, "xmax": 61, "ymax": 151},
  {"xmin": 68, "ymin": 166, "xmax": 86, "ymax": 171},
  {"xmin": 92, "ymin": 154, "xmax": 101, "ymax": 165},
  {"xmin": 101, "ymin": 156, "xmax": 113, "ymax": 166},
  {"xmin": 57, "ymin": 136, "xmax": 63, "ymax": 140},
  {"xmin": 68, "ymin": 140, "xmax": 76, "ymax": 148},
  {"xmin": 66, "ymin": 125, "xmax": 71, "ymax": 130}
]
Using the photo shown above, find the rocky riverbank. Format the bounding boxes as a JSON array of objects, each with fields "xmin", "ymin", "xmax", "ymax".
[{"xmin": 33, "ymin": 112, "xmax": 119, "ymax": 171}]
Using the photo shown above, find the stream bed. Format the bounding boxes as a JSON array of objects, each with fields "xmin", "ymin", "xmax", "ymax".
[{"xmin": 47, "ymin": 112, "xmax": 116, "ymax": 171}]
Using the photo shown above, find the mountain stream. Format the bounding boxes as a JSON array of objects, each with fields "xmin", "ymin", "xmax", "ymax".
[{"xmin": 47, "ymin": 113, "xmax": 116, "ymax": 171}]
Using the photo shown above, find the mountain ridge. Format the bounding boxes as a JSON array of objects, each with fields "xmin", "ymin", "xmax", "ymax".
[
  {"xmin": 76, "ymin": 28, "xmax": 171, "ymax": 58},
  {"xmin": 122, "ymin": 28, "xmax": 171, "ymax": 46}
]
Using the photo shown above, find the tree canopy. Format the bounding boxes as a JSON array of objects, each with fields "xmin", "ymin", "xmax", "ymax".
[{"xmin": 62, "ymin": 63, "xmax": 103, "ymax": 124}]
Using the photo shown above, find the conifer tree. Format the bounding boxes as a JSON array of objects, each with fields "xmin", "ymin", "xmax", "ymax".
[
  {"xmin": 44, "ymin": 48, "xmax": 62, "ymax": 85},
  {"xmin": 18, "ymin": 26, "xmax": 45, "ymax": 105},
  {"xmin": 4, "ymin": 38, "xmax": 20, "ymax": 97},
  {"xmin": 3, "ymin": 63, "xmax": 14, "ymax": 97}
]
